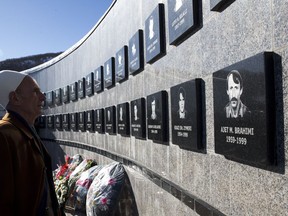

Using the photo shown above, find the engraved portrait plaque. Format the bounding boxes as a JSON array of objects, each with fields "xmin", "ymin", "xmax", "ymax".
[
  {"xmin": 117, "ymin": 102, "xmax": 130, "ymax": 136},
  {"xmin": 78, "ymin": 111, "xmax": 86, "ymax": 132},
  {"xmin": 210, "ymin": 0, "xmax": 235, "ymax": 12},
  {"xmin": 69, "ymin": 82, "xmax": 78, "ymax": 101},
  {"xmin": 78, "ymin": 78, "xmax": 86, "ymax": 99},
  {"xmin": 63, "ymin": 113, "xmax": 70, "ymax": 131},
  {"xmin": 129, "ymin": 30, "xmax": 144, "ymax": 75},
  {"xmin": 145, "ymin": 4, "xmax": 166, "ymax": 63},
  {"xmin": 171, "ymin": 79, "xmax": 203, "ymax": 151},
  {"xmin": 46, "ymin": 91, "xmax": 54, "ymax": 107},
  {"xmin": 86, "ymin": 110, "xmax": 94, "ymax": 132},
  {"xmin": 62, "ymin": 85, "xmax": 70, "ymax": 103},
  {"xmin": 147, "ymin": 91, "xmax": 169, "ymax": 143},
  {"xmin": 131, "ymin": 98, "xmax": 146, "ymax": 139},
  {"xmin": 54, "ymin": 88, "xmax": 62, "ymax": 106},
  {"xmin": 95, "ymin": 108, "xmax": 105, "ymax": 133},
  {"xmin": 213, "ymin": 52, "xmax": 277, "ymax": 168},
  {"xmin": 55, "ymin": 114, "xmax": 62, "ymax": 131},
  {"xmin": 168, "ymin": 0, "xmax": 200, "ymax": 45},
  {"xmin": 105, "ymin": 106, "xmax": 116, "ymax": 135},
  {"xmin": 104, "ymin": 57, "xmax": 115, "ymax": 89},
  {"xmin": 47, "ymin": 115, "xmax": 55, "ymax": 129},
  {"xmin": 94, "ymin": 66, "xmax": 104, "ymax": 93},
  {"xmin": 116, "ymin": 46, "xmax": 128, "ymax": 83},
  {"xmin": 70, "ymin": 112, "xmax": 78, "ymax": 131},
  {"xmin": 86, "ymin": 72, "xmax": 94, "ymax": 96}
]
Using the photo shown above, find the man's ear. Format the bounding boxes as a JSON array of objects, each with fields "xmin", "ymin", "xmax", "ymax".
[{"xmin": 8, "ymin": 91, "xmax": 22, "ymax": 105}]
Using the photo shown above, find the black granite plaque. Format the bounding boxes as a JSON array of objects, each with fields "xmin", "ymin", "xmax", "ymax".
[
  {"xmin": 145, "ymin": 4, "xmax": 166, "ymax": 63},
  {"xmin": 78, "ymin": 111, "xmax": 86, "ymax": 132},
  {"xmin": 69, "ymin": 82, "xmax": 78, "ymax": 101},
  {"xmin": 210, "ymin": 0, "xmax": 235, "ymax": 12},
  {"xmin": 94, "ymin": 108, "xmax": 105, "ymax": 133},
  {"xmin": 62, "ymin": 85, "xmax": 70, "ymax": 103},
  {"xmin": 167, "ymin": 0, "xmax": 200, "ymax": 45},
  {"xmin": 70, "ymin": 112, "xmax": 78, "ymax": 131},
  {"xmin": 147, "ymin": 91, "xmax": 169, "ymax": 143},
  {"xmin": 117, "ymin": 102, "xmax": 130, "ymax": 136},
  {"xmin": 63, "ymin": 113, "xmax": 70, "ymax": 131},
  {"xmin": 131, "ymin": 98, "xmax": 146, "ymax": 139},
  {"xmin": 105, "ymin": 106, "xmax": 116, "ymax": 135},
  {"xmin": 171, "ymin": 79, "xmax": 203, "ymax": 151},
  {"xmin": 86, "ymin": 72, "xmax": 94, "ymax": 96},
  {"xmin": 86, "ymin": 110, "xmax": 94, "ymax": 132},
  {"xmin": 129, "ymin": 30, "xmax": 144, "ymax": 75},
  {"xmin": 55, "ymin": 114, "xmax": 62, "ymax": 131},
  {"xmin": 37, "ymin": 115, "xmax": 46, "ymax": 129},
  {"xmin": 78, "ymin": 78, "xmax": 86, "ymax": 99},
  {"xmin": 213, "ymin": 52, "xmax": 276, "ymax": 168},
  {"xmin": 104, "ymin": 58, "xmax": 115, "ymax": 89},
  {"xmin": 94, "ymin": 66, "xmax": 104, "ymax": 93},
  {"xmin": 54, "ymin": 88, "xmax": 62, "ymax": 106},
  {"xmin": 116, "ymin": 46, "xmax": 129, "ymax": 83},
  {"xmin": 47, "ymin": 115, "xmax": 54, "ymax": 129},
  {"xmin": 46, "ymin": 91, "xmax": 54, "ymax": 107}
]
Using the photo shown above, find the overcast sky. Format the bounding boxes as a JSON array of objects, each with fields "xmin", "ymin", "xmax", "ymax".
[{"xmin": 0, "ymin": 0, "xmax": 113, "ymax": 61}]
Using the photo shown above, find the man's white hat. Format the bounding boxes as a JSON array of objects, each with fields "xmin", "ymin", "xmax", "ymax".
[{"xmin": 0, "ymin": 70, "xmax": 27, "ymax": 109}]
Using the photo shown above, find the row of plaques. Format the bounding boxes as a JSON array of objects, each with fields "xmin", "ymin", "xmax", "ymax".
[
  {"xmin": 40, "ymin": 79, "xmax": 203, "ymax": 152},
  {"xmin": 41, "ymin": 52, "xmax": 279, "ymax": 170},
  {"xmin": 45, "ymin": 0, "xmax": 236, "ymax": 108}
]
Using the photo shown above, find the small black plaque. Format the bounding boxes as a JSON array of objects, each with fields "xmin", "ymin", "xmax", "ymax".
[
  {"xmin": 105, "ymin": 106, "xmax": 116, "ymax": 135},
  {"xmin": 145, "ymin": 4, "xmax": 166, "ymax": 63},
  {"xmin": 37, "ymin": 115, "xmax": 46, "ymax": 129},
  {"xmin": 78, "ymin": 111, "xmax": 86, "ymax": 132},
  {"xmin": 86, "ymin": 72, "xmax": 94, "ymax": 96},
  {"xmin": 46, "ymin": 91, "xmax": 54, "ymax": 107},
  {"xmin": 63, "ymin": 113, "xmax": 70, "ymax": 131},
  {"xmin": 117, "ymin": 102, "xmax": 130, "ymax": 136},
  {"xmin": 62, "ymin": 85, "xmax": 70, "ymax": 103},
  {"xmin": 54, "ymin": 88, "xmax": 62, "ymax": 106},
  {"xmin": 167, "ymin": 0, "xmax": 200, "ymax": 45},
  {"xmin": 116, "ymin": 46, "xmax": 129, "ymax": 83},
  {"xmin": 171, "ymin": 79, "xmax": 203, "ymax": 151},
  {"xmin": 129, "ymin": 30, "xmax": 144, "ymax": 75},
  {"xmin": 94, "ymin": 66, "xmax": 104, "ymax": 93},
  {"xmin": 95, "ymin": 108, "xmax": 105, "ymax": 133},
  {"xmin": 47, "ymin": 115, "xmax": 55, "ymax": 129},
  {"xmin": 86, "ymin": 110, "xmax": 95, "ymax": 132},
  {"xmin": 78, "ymin": 78, "xmax": 86, "ymax": 99},
  {"xmin": 147, "ymin": 91, "xmax": 169, "ymax": 143},
  {"xmin": 55, "ymin": 114, "xmax": 62, "ymax": 131},
  {"xmin": 104, "ymin": 58, "xmax": 115, "ymax": 89},
  {"xmin": 69, "ymin": 82, "xmax": 78, "ymax": 101},
  {"xmin": 70, "ymin": 112, "xmax": 78, "ymax": 131},
  {"xmin": 131, "ymin": 98, "xmax": 146, "ymax": 139},
  {"xmin": 210, "ymin": 0, "xmax": 235, "ymax": 12},
  {"xmin": 213, "ymin": 52, "xmax": 277, "ymax": 168}
]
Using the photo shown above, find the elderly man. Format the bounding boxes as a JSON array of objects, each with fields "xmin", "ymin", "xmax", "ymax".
[
  {"xmin": 0, "ymin": 70, "xmax": 63, "ymax": 215},
  {"xmin": 225, "ymin": 70, "xmax": 249, "ymax": 118}
]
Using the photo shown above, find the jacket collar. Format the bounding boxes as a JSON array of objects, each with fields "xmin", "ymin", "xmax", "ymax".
[{"xmin": 2, "ymin": 111, "xmax": 34, "ymax": 140}]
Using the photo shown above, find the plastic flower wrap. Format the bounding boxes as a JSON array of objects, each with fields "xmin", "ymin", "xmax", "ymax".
[
  {"xmin": 65, "ymin": 159, "xmax": 98, "ymax": 208},
  {"xmin": 54, "ymin": 154, "xmax": 84, "ymax": 207},
  {"xmin": 68, "ymin": 165, "xmax": 104, "ymax": 213},
  {"xmin": 86, "ymin": 162, "xmax": 126, "ymax": 216}
]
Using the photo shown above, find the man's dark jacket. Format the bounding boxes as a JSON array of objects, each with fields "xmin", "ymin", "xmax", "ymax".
[{"xmin": 0, "ymin": 112, "xmax": 62, "ymax": 215}]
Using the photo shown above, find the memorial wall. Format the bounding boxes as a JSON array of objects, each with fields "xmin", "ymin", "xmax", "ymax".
[{"xmin": 25, "ymin": 0, "xmax": 288, "ymax": 215}]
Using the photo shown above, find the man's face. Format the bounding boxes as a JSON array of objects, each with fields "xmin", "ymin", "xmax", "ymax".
[
  {"xmin": 16, "ymin": 76, "xmax": 46, "ymax": 120},
  {"xmin": 179, "ymin": 92, "xmax": 185, "ymax": 112},
  {"xmin": 227, "ymin": 74, "xmax": 242, "ymax": 109}
]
